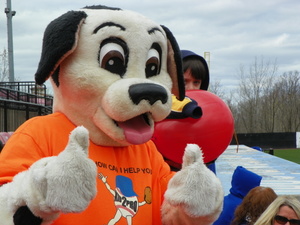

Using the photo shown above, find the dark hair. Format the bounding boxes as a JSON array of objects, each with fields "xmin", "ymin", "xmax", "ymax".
[
  {"xmin": 183, "ymin": 56, "xmax": 207, "ymax": 82},
  {"xmin": 231, "ymin": 186, "xmax": 277, "ymax": 225}
]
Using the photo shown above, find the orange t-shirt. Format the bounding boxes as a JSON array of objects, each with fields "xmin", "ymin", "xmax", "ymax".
[{"xmin": 0, "ymin": 112, "xmax": 174, "ymax": 225}]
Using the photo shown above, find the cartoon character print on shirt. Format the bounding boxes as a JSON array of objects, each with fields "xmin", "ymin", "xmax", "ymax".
[{"xmin": 99, "ymin": 173, "xmax": 152, "ymax": 225}]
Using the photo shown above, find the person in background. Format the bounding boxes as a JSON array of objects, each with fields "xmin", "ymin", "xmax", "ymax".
[
  {"xmin": 181, "ymin": 49, "xmax": 220, "ymax": 173},
  {"xmin": 213, "ymin": 166, "xmax": 263, "ymax": 225},
  {"xmin": 153, "ymin": 50, "xmax": 215, "ymax": 173},
  {"xmin": 254, "ymin": 195, "xmax": 300, "ymax": 225},
  {"xmin": 181, "ymin": 49, "xmax": 210, "ymax": 91},
  {"xmin": 231, "ymin": 186, "xmax": 277, "ymax": 225}
]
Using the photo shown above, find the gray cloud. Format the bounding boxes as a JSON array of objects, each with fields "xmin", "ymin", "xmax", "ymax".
[{"xmin": 0, "ymin": 0, "xmax": 299, "ymax": 93}]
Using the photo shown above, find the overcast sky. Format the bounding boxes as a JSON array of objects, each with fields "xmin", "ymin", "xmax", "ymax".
[{"xmin": 0, "ymin": 0, "xmax": 299, "ymax": 93}]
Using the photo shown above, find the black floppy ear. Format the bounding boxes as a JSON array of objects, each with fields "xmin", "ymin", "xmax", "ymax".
[
  {"xmin": 35, "ymin": 10, "xmax": 87, "ymax": 85},
  {"xmin": 161, "ymin": 25, "xmax": 185, "ymax": 101}
]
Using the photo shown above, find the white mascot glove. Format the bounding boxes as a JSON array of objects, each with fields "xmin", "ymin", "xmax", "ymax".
[
  {"xmin": 161, "ymin": 144, "xmax": 223, "ymax": 225},
  {"xmin": 0, "ymin": 126, "xmax": 97, "ymax": 225}
]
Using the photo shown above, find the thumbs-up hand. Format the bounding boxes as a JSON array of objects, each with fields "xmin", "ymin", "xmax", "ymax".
[
  {"xmin": 30, "ymin": 126, "xmax": 97, "ymax": 213},
  {"xmin": 161, "ymin": 144, "xmax": 223, "ymax": 225}
]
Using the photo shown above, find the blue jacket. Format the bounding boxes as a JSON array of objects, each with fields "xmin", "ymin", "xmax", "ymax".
[{"xmin": 213, "ymin": 166, "xmax": 262, "ymax": 225}]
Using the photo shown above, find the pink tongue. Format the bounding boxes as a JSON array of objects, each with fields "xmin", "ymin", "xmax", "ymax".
[{"xmin": 118, "ymin": 115, "xmax": 152, "ymax": 145}]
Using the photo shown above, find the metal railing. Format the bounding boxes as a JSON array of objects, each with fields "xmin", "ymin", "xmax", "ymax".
[{"xmin": 0, "ymin": 81, "xmax": 53, "ymax": 131}]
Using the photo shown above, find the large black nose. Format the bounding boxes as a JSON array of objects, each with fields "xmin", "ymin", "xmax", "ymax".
[{"xmin": 129, "ymin": 83, "xmax": 168, "ymax": 105}]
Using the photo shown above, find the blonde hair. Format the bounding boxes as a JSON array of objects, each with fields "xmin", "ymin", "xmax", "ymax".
[
  {"xmin": 254, "ymin": 195, "xmax": 300, "ymax": 225},
  {"xmin": 231, "ymin": 186, "xmax": 277, "ymax": 225}
]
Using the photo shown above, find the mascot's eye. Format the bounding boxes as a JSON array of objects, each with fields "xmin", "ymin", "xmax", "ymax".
[
  {"xmin": 145, "ymin": 48, "xmax": 161, "ymax": 78},
  {"xmin": 99, "ymin": 42, "xmax": 126, "ymax": 76}
]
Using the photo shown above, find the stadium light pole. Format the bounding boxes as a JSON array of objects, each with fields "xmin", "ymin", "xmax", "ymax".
[
  {"xmin": 204, "ymin": 52, "xmax": 210, "ymax": 69},
  {"xmin": 5, "ymin": 0, "xmax": 16, "ymax": 82}
]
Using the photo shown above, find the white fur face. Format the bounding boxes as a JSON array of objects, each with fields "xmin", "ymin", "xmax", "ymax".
[{"xmin": 52, "ymin": 8, "xmax": 174, "ymax": 146}]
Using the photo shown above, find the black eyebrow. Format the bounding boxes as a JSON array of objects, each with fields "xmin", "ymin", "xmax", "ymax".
[
  {"xmin": 93, "ymin": 22, "xmax": 126, "ymax": 34},
  {"xmin": 148, "ymin": 27, "xmax": 164, "ymax": 35}
]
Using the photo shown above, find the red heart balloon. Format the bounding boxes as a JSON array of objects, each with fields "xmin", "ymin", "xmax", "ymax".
[{"xmin": 152, "ymin": 90, "xmax": 234, "ymax": 164}]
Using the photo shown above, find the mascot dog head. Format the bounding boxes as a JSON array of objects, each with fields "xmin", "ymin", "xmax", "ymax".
[{"xmin": 35, "ymin": 5, "xmax": 184, "ymax": 146}]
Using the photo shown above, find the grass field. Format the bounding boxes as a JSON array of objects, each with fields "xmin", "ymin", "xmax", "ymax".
[{"xmin": 272, "ymin": 149, "xmax": 300, "ymax": 164}]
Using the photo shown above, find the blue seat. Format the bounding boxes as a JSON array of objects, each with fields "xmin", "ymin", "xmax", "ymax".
[{"xmin": 251, "ymin": 146, "xmax": 263, "ymax": 151}]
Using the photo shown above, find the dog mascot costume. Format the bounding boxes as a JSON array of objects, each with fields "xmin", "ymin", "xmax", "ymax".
[{"xmin": 0, "ymin": 5, "xmax": 223, "ymax": 225}]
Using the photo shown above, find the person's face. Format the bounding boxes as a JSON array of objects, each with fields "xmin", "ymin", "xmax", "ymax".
[
  {"xmin": 183, "ymin": 69, "xmax": 202, "ymax": 90},
  {"xmin": 273, "ymin": 205, "xmax": 300, "ymax": 225}
]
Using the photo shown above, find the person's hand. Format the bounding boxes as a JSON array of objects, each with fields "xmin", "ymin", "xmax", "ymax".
[{"xmin": 98, "ymin": 173, "xmax": 107, "ymax": 183}]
